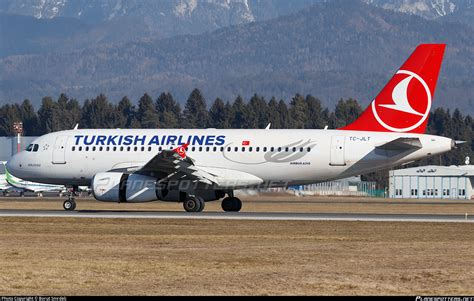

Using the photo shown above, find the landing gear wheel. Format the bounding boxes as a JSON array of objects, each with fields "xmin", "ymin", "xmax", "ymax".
[
  {"xmin": 63, "ymin": 199, "xmax": 76, "ymax": 211},
  {"xmin": 183, "ymin": 196, "xmax": 205, "ymax": 212},
  {"xmin": 221, "ymin": 197, "xmax": 242, "ymax": 212}
]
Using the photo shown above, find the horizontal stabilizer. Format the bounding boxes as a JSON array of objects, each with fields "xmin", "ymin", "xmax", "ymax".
[{"xmin": 376, "ymin": 137, "xmax": 422, "ymax": 151}]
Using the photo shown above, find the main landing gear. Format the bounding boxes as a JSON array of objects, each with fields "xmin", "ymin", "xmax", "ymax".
[
  {"xmin": 221, "ymin": 196, "xmax": 242, "ymax": 212},
  {"xmin": 182, "ymin": 192, "xmax": 242, "ymax": 213},
  {"xmin": 183, "ymin": 195, "xmax": 205, "ymax": 213},
  {"xmin": 63, "ymin": 186, "xmax": 78, "ymax": 211}
]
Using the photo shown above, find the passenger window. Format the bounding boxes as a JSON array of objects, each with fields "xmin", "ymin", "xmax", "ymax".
[
  {"xmin": 92, "ymin": 146, "xmax": 96, "ymax": 151},
  {"xmin": 242, "ymin": 147, "xmax": 245, "ymax": 152},
  {"xmin": 293, "ymin": 147, "xmax": 296, "ymax": 152},
  {"xmin": 141, "ymin": 147, "xmax": 144, "ymax": 152},
  {"xmin": 192, "ymin": 147, "xmax": 195, "ymax": 152},
  {"xmin": 85, "ymin": 146, "xmax": 89, "ymax": 151},
  {"xmin": 220, "ymin": 147, "xmax": 224, "ymax": 152},
  {"xmin": 277, "ymin": 147, "xmax": 281, "ymax": 152},
  {"xmin": 249, "ymin": 147, "xmax": 253, "ymax": 152},
  {"xmin": 300, "ymin": 147, "xmax": 304, "ymax": 152},
  {"xmin": 263, "ymin": 147, "xmax": 267, "ymax": 152},
  {"xmin": 72, "ymin": 146, "xmax": 75, "ymax": 151},
  {"xmin": 159, "ymin": 147, "xmax": 163, "ymax": 151},
  {"xmin": 227, "ymin": 147, "xmax": 231, "ymax": 152},
  {"xmin": 307, "ymin": 147, "xmax": 311, "ymax": 152},
  {"xmin": 79, "ymin": 146, "xmax": 82, "ymax": 151},
  {"xmin": 99, "ymin": 147, "xmax": 103, "ymax": 151},
  {"xmin": 199, "ymin": 147, "xmax": 203, "ymax": 152},
  {"xmin": 213, "ymin": 147, "xmax": 217, "ymax": 152},
  {"xmin": 234, "ymin": 147, "xmax": 238, "ymax": 152},
  {"xmin": 120, "ymin": 147, "xmax": 123, "ymax": 151},
  {"xmin": 206, "ymin": 147, "xmax": 210, "ymax": 152},
  {"xmin": 285, "ymin": 147, "xmax": 289, "ymax": 152},
  {"xmin": 270, "ymin": 147, "xmax": 274, "ymax": 152},
  {"xmin": 256, "ymin": 147, "xmax": 260, "ymax": 152},
  {"xmin": 106, "ymin": 147, "xmax": 110, "ymax": 151},
  {"xmin": 148, "ymin": 147, "xmax": 151, "ymax": 152}
]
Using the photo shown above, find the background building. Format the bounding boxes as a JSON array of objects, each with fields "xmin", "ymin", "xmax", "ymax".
[{"xmin": 389, "ymin": 165, "xmax": 474, "ymax": 199}]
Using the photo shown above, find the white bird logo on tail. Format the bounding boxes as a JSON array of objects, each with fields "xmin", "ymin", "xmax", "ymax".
[{"xmin": 379, "ymin": 75, "xmax": 423, "ymax": 116}]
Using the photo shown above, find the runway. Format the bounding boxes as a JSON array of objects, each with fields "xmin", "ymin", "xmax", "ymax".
[{"xmin": 0, "ymin": 209, "xmax": 473, "ymax": 223}]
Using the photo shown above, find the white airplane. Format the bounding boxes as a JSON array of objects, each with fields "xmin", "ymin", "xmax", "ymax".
[
  {"xmin": 7, "ymin": 44, "xmax": 458, "ymax": 212},
  {"xmin": 0, "ymin": 174, "xmax": 15, "ymax": 196},
  {"xmin": 1, "ymin": 161, "xmax": 67, "ymax": 197}
]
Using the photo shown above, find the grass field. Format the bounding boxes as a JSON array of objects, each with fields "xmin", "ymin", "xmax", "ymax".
[{"xmin": 0, "ymin": 196, "xmax": 473, "ymax": 295}]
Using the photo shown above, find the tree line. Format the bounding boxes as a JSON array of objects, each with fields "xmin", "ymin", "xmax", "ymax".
[{"xmin": 0, "ymin": 88, "xmax": 472, "ymax": 186}]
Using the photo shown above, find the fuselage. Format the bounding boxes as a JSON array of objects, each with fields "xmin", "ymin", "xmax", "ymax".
[{"xmin": 7, "ymin": 128, "xmax": 454, "ymax": 188}]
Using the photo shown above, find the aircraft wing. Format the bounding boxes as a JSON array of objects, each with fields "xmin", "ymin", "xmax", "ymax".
[
  {"xmin": 135, "ymin": 145, "xmax": 218, "ymax": 186},
  {"xmin": 375, "ymin": 137, "xmax": 422, "ymax": 151},
  {"xmin": 135, "ymin": 144, "xmax": 263, "ymax": 189}
]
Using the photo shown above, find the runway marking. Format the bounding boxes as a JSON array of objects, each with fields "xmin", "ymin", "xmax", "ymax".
[{"xmin": 0, "ymin": 210, "xmax": 473, "ymax": 223}]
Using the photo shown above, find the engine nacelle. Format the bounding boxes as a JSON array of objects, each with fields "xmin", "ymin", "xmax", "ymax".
[
  {"xmin": 92, "ymin": 172, "xmax": 158, "ymax": 203},
  {"xmin": 92, "ymin": 172, "xmax": 225, "ymax": 203}
]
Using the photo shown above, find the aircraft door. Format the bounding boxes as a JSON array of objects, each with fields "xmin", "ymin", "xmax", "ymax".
[
  {"xmin": 330, "ymin": 136, "xmax": 346, "ymax": 166},
  {"xmin": 52, "ymin": 135, "xmax": 68, "ymax": 164}
]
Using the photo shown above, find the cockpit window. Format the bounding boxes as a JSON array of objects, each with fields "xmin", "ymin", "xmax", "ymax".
[{"xmin": 26, "ymin": 144, "xmax": 39, "ymax": 152}]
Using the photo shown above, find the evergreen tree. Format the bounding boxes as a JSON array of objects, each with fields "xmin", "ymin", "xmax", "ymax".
[
  {"xmin": 183, "ymin": 89, "xmax": 208, "ymax": 128},
  {"xmin": 80, "ymin": 94, "xmax": 121, "ymax": 128},
  {"xmin": 305, "ymin": 95, "xmax": 326, "ymax": 129},
  {"xmin": 18, "ymin": 99, "xmax": 40, "ymax": 135},
  {"xmin": 277, "ymin": 99, "xmax": 290, "ymax": 129},
  {"xmin": 332, "ymin": 98, "xmax": 362, "ymax": 128},
  {"xmin": 137, "ymin": 93, "xmax": 160, "ymax": 128},
  {"xmin": 209, "ymin": 98, "xmax": 229, "ymax": 128},
  {"xmin": 229, "ymin": 96, "xmax": 248, "ymax": 128},
  {"xmin": 267, "ymin": 97, "xmax": 280, "ymax": 129},
  {"xmin": 156, "ymin": 92, "xmax": 181, "ymax": 128},
  {"xmin": 0, "ymin": 104, "xmax": 21, "ymax": 136},
  {"xmin": 117, "ymin": 96, "xmax": 139, "ymax": 128},
  {"xmin": 289, "ymin": 94, "xmax": 308, "ymax": 129},
  {"xmin": 56, "ymin": 94, "xmax": 81, "ymax": 130},
  {"xmin": 37, "ymin": 96, "xmax": 61, "ymax": 133},
  {"xmin": 247, "ymin": 94, "xmax": 269, "ymax": 129}
]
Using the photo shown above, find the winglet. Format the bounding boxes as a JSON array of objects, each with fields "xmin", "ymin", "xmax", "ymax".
[
  {"xmin": 173, "ymin": 143, "xmax": 189, "ymax": 159},
  {"xmin": 265, "ymin": 123, "xmax": 271, "ymax": 130},
  {"xmin": 73, "ymin": 124, "xmax": 79, "ymax": 130}
]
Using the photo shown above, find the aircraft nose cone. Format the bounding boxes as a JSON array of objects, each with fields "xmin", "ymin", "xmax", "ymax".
[{"xmin": 6, "ymin": 154, "xmax": 23, "ymax": 177}]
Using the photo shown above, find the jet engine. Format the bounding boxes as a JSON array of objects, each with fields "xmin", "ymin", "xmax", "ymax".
[{"xmin": 91, "ymin": 172, "xmax": 225, "ymax": 203}]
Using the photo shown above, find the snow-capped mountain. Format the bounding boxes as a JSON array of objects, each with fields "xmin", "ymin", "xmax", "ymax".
[
  {"xmin": 2, "ymin": 0, "xmax": 472, "ymax": 22},
  {"xmin": 363, "ymin": 0, "xmax": 473, "ymax": 19}
]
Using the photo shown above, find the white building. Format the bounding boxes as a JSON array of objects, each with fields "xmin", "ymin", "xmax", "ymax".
[{"xmin": 389, "ymin": 165, "xmax": 474, "ymax": 199}]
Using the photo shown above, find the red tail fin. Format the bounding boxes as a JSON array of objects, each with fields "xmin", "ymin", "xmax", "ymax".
[{"xmin": 340, "ymin": 44, "xmax": 446, "ymax": 133}]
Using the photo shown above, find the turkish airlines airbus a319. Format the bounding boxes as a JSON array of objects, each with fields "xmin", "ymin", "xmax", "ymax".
[{"xmin": 7, "ymin": 44, "xmax": 459, "ymax": 212}]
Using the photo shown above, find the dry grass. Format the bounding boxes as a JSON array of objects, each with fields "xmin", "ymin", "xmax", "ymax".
[{"xmin": 0, "ymin": 217, "xmax": 473, "ymax": 295}]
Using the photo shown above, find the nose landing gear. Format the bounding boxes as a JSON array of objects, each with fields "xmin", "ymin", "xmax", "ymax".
[
  {"xmin": 63, "ymin": 186, "xmax": 78, "ymax": 211},
  {"xmin": 63, "ymin": 198, "xmax": 76, "ymax": 211}
]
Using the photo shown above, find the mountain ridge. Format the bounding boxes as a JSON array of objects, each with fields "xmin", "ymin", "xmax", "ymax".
[{"xmin": 0, "ymin": 1, "xmax": 473, "ymax": 113}]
